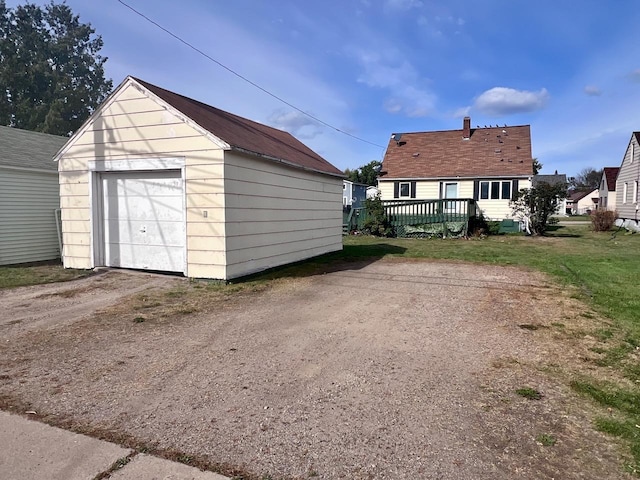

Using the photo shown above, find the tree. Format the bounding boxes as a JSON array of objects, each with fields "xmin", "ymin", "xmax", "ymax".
[
  {"xmin": 0, "ymin": 1, "xmax": 112, "ymax": 135},
  {"xmin": 568, "ymin": 167, "xmax": 602, "ymax": 191},
  {"xmin": 510, "ymin": 182, "xmax": 567, "ymax": 236},
  {"xmin": 344, "ymin": 160, "xmax": 382, "ymax": 186},
  {"xmin": 532, "ymin": 158, "xmax": 542, "ymax": 175}
]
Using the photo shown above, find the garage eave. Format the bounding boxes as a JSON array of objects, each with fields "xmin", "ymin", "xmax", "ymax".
[{"xmin": 230, "ymin": 146, "xmax": 346, "ymax": 179}]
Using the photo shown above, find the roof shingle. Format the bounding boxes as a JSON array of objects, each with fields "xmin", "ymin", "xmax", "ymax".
[
  {"xmin": 381, "ymin": 120, "xmax": 533, "ymax": 179},
  {"xmin": 0, "ymin": 126, "xmax": 66, "ymax": 171},
  {"xmin": 603, "ymin": 167, "xmax": 620, "ymax": 191},
  {"xmin": 134, "ymin": 78, "xmax": 343, "ymax": 177}
]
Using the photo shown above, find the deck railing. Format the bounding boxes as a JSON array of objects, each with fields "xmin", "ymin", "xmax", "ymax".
[{"xmin": 344, "ymin": 198, "xmax": 479, "ymax": 238}]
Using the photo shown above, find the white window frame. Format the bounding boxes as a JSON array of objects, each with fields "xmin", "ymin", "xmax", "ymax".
[
  {"xmin": 399, "ymin": 182, "xmax": 411, "ymax": 198},
  {"xmin": 623, "ymin": 182, "xmax": 628, "ymax": 204},
  {"xmin": 479, "ymin": 180, "xmax": 512, "ymax": 200},
  {"xmin": 634, "ymin": 180, "xmax": 639, "ymax": 203}
]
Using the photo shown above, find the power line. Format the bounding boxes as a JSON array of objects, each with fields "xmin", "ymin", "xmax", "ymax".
[{"xmin": 116, "ymin": 0, "xmax": 385, "ymax": 149}]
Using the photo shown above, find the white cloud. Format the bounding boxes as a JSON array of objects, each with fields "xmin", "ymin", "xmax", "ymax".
[
  {"xmin": 583, "ymin": 85, "xmax": 602, "ymax": 96},
  {"xmin": 355, "ymin": 52, "xmax": 436, "ymax": 117},
  {"xmin": 268, "ymin": 110, "xmax": 323, "ymax": 139},
  {"xmin": 473, "ymin": 87, "xmax": 549, "ymax": 116},
  {"xmin": 385, "ymin": 0, "xmax": 423, "ymax": 10}
]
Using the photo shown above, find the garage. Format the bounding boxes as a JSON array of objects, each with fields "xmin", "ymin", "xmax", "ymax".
[
  {"xmin": 101, "ymin": 171, "xmax": 185, "ymax": 272},
  {"xmin": 55, "ymin": 76, "xmax": 343, "ymax": 280}
]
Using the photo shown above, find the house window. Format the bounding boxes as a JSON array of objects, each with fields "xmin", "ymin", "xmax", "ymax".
[
  {"xmin": 631, "ymin": 142, "xmax": 635, "ymax": 164},
  {"xmin": 501, "ymin": 181, "xmax": 511, "ymax": 200},
  {"xmin": 635, "ymin": 181, "xmax": 639, "ymax": 203},
  {"xmin": 480, "ymin": 182, "xmax": 489, "ymax": 199},
  {"xmin": 623, "ymin": 182, "xmax": 628, "ymax": 203},
  {"xmin": 399, "ymin": 182, "xmax": 410, "ymax": 197},
  {"xmin": 479, "ymin": 180, "xmax": 512, "ymax": 200}
]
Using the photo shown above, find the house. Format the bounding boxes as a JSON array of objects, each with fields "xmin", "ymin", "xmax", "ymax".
[
  {"xmin": 0, "ymin": 126, "xmax": 67, "ymax": 265},
  {"xmin": 615, "ymin": 132, "xmax": 640, "ymax": 227},
  {"xmin": 366, "ymin": 185, "xmax": 380, "ymax": 199},
  {"xmin": 55, "ymin": 76, "xmax": 344, "ymax": 280},
  {"xmin": 568, "ymin": 189, "xmax": 599, "ymax": 215},
  {"xmin": 532, "ymin": 173, "xmax": 568, "ymax": 216},
  {"xmin": 343, "ymin": 180, "xmax": 368, "ymax": 209},
  {"xmin": 378, "ymin": 117, "xmax": 533, "ymax": 220},
  {"xmin": 598, "ymin": 167, "xmax": 619, "ymax": 211}
]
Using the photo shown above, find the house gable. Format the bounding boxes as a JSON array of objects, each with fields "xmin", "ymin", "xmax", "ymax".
[{"xmin": 616, "ymin": 132, "xmax": 640, "ymax": 219}]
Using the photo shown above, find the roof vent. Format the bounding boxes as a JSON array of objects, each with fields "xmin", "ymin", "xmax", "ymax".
[{"xmin": 495, "ymin": 149, "xmax": 502, "ymax": 153}]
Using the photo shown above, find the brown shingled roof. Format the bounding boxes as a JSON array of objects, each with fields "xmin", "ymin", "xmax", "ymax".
[
  {"xmin": 603, "ymin": 167, "xmax": 620, "ymax": 191},
  {"xmin": 133, "ymin": 77, "xmax": 343, "ymax": 177},
  {"xmin": 381, "ymin": 120, "xmax": 533, "ymax": 179}
]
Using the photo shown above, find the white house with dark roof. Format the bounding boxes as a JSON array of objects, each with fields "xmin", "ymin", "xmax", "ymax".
[
  {"xmin": 0, "ymin": 126, "xmax": 67, "ymax": 265},
  {"xmin": 378, "ymin": 117, "xmax": 534, "ymax": 220},
  {"xmin": 598, "ymin": 167, "xmax": 619, "ymax": 211},
  {"xmin": 55, "ymin": 76, "xmax": 344, "ymax": 280}
]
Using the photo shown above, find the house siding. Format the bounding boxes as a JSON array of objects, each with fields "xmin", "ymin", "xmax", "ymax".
[
  {"xmin": 616, "ymin": 135, "xmax": 640, "ymax": 220},
  {"xmin": 58, "ymin": 82, "xmax": 226, "ymax": 275},
  {"xmin": 0, "ymin": 168, "xmax": 60, "ymax": 265},
  {"xmin": 222, "ymin": 151, "xmax": 342, "ymax": 280},
  {"xmin": 379, "ymin": 178, "xmax": 530, "ymax": 220}
]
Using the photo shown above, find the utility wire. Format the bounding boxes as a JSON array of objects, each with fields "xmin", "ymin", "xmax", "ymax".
[{"xmin": 116, "ymin": 0, "xmax": 385, "ymax": 149}]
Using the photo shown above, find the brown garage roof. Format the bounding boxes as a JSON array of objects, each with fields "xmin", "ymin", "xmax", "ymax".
[
  {"xmin": 603, "ymin": 167, "xmax": 620, "ymax": 191},
  {"xmin": 381, "ymin": 117, "xmax": 533, "ymax": 179},
  {"xmin": 134, "ymin": 77, "xmax": 343, "ymax": 177}
]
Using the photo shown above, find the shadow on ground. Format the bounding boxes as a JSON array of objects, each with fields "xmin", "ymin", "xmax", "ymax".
[{"xmin": 234, "ymin": 242, "xmax": 407, "ymax": 283}]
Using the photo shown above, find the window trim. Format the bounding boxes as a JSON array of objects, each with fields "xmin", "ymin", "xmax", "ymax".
[
  {"xmin": 399, "ymin": 181, "xmax": 411, "ymax": 198},
  {"xmin": 479, "ymin": 180, "xmax": 513, "ymax": 200},
  {"xmin": 623, "ymin": 182, "xmax": 628, "ymax": 204}
]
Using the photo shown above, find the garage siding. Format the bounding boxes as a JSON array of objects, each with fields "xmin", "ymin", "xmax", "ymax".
[
  {"xmin": 222, "ymin": 152, "xmax": 342, "ymax": 279},
  {"xmin": 0, "ymin": 168, "xmax": 60, "ymax": 265},
  {"xmin": 58, "ymin": 83, "xmax": 226, "ymax": 275}
]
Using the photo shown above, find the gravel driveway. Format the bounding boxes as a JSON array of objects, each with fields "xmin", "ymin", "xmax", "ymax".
[{"xmin": 0, "ymin": 260, "xmax": 629, "ymax": 479}]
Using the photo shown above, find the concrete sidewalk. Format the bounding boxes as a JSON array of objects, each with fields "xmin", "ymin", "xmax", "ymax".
[{"xmin": 0, "ymin": 411, "xmax": 228, "ymax": 480}]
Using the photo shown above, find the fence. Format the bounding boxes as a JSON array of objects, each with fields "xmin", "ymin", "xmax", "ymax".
[{"xmin": 344, "ymin": 199, "xmax": 479, "ymax": 238}]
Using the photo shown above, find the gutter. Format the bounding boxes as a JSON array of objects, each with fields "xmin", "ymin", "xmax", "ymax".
[{"xmin": 379, "ymin": 175, "xmax": 532, "ymax": 181}]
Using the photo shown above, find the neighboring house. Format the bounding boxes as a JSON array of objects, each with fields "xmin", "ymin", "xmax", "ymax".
[
  {"xmin": 55, "ymin": 76, "xmax": 344, "ymax": 280},
  {"xmin": 532, "ymin": 173, "xmax": 568, "ymax": 216},
  {"xmin": 378, "ymin": 117, "xmax": 533, "ymax": 220},
  {"xmin": 615, "ymin": 132, "xmax": 640, "ymax": 225},
  {"xmin": 568, "ymin": 189, "xmax": 599, "ymax": 215},
  {"xmin": 0, "ymin": 126, "xmax": 67, "ymax": 265},
  {"xmin": 366, "ymin": 185, "xmax": 380, "ymax": 199},
  {"xmin": 342, "ymin": 180, "xmax": 368, "ymax": 209},
  {"xmin": 599, "ymin": 167, "xmax": 619, "ymax": 211}
]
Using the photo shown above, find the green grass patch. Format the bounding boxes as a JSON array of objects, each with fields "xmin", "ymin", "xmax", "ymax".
[
  {"xmin": 516, "ymin": 387, "xmax": 543, "ymax": 400},
  {"xmin": 536, "ymin": 433, "xmax": 557, "ymax": 446},
  {"xmin": 0, "ymin": 262, "xmax": 93, "ymax": 289}
]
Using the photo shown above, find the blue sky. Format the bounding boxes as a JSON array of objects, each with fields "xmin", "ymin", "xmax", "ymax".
[{"xmin": 7, "ymin": 0, "xmax": 640, "ymax": 176}]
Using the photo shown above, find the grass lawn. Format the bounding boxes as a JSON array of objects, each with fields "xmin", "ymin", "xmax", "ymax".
[{"xmin": 0, "ymin": 262, "xmax": 93, "ymax": 289}]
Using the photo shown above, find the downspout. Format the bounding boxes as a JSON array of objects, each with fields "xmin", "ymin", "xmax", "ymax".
[{"xmin": 55, "ymin": 209, "xmax": 63, "ymax": 262}]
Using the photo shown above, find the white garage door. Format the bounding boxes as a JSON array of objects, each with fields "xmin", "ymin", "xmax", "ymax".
[{"xmin": 102, "ymin": 171, "xmax": 185, "ymax": 273}]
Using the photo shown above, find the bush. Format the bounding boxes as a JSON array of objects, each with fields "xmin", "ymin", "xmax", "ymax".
[
  {"xmin": 591, "ymin": 209, "xmax": 617, "ymax": 232},
  {"xmin": 362, "ymin": 195, "xmax": 393, "ymax": 237}
]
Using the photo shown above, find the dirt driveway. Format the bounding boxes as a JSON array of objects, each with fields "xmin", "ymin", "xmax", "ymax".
[{"xmin": 0, "ymin": 260, "xmax": 629, "ymax": 479}]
